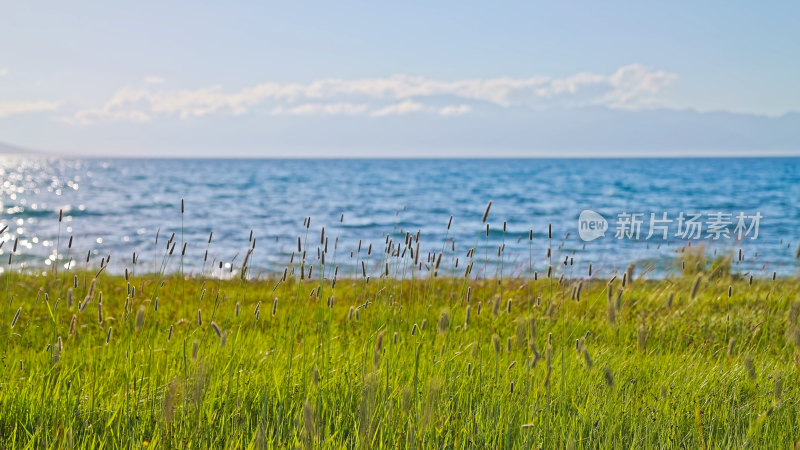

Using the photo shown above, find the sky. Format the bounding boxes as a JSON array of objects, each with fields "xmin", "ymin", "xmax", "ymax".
[{"xmin": 1, "ymin": 1, "xmax": 799, "ymax": 157}]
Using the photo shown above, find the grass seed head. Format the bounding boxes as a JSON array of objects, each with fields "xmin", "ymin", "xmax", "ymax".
[
  {"xmin": 482, "ymin": 201, "xmax": 492, "ymax": 223},
  {"xmin": 603, "ymin": 368, "xmax": 614, "ymax": 387},
  {"xmin": 11, "ymin": 307, "xmax": 21, "ymax": 328},
  {"xmin": 438, "ymin": 310, "xmax": 450, "ymax": 332},
  {"xmin": 582, "ymin": 348, "xmax": 593, "ymax": 369},
  {"xmin": 637, "ymin": 324, "xmax": 647, "ymax": 351},
  {"xmin": 625, "ymin": 263, "xmax": 635, "ymax": 285},
  {"xmin": 136, "ymin": 307, "xmax": 145, "ymax": 329},
  {"xmin": 744, "ymin": 356, "xmax": 756, "ymax": 380},
  {"xmin": 376, "ymin": 331, "xmax": 384, "ymax": 353},
  {"xmin": 690, "ymin": 275, "xmax": 703, "ymax": 300}
]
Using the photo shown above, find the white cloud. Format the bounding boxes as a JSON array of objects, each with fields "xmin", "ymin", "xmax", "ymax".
[
  {"xmin": 0, "ymin": 68, "xmax": 9, "ymax": 77},
  {"xmin": 69, "ymin": 64, "xmax": 677, "ymax": 124},
  {"xmin": 271, "ymin": 102, "xmax": 369, "ymax": 116},
  {"xmin": 605, "ymin": 64, "xmax": 678, "ymax": 109},
  {"xmin": 0, "ymin": 100, "xmax": 61, "ymax": 118},
  {"xmin": 70, "ymin": 85, "xmax": 263, "ymax": 123},
  {"xmin": 144, "ymin": 76, "xmax": 165, "ymax": 84},
  {"xmin": 438, "ymin": 104, "xmax": 472, "ymax": 116},
  {"xmin": 370, "ymin": 100, "xmax": 427, "ymax": 117}
]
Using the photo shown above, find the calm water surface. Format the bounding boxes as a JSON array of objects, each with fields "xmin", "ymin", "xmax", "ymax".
[{"xmin": 0, "ymin": 157, "xmax": 798, "ymax": 278}]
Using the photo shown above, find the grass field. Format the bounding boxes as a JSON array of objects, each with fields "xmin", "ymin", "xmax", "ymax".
[{"xmin": 1, "ymin": 251, "xmax": 799, "ymax": 448}]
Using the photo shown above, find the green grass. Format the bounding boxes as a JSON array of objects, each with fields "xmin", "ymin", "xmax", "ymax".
[{"xmin": 1, "ymin": 266, "xmax": 799, "ymax": 448}]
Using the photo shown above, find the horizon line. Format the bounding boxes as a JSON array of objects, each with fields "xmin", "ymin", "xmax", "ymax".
[{"xmin": 4, "ymin": 151, "xmax": 799, "ymax": 160}]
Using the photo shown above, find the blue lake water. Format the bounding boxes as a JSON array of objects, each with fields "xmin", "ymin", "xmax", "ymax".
[{"xmin": 0, "ymin": 157, "xmax": 798, "ymax": 278}]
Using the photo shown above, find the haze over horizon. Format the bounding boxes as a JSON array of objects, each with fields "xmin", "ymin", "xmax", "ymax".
[{"xmin": 2, "ymin": 1, "xmax": 800, "ymax": 157}]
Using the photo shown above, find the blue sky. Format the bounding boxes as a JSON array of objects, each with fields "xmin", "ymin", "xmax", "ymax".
[{"xmin": 2, "ymin": 1, "xmax": 799, "ymax": 157}]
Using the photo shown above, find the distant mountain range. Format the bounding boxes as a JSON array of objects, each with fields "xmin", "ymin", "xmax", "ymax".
[
  {"xmin": 2, "ymin": 106, "xmax": 800, "ymax": 157},
  {"xmin": 0, "ymin": 141, "xmax": 34, "ymax": 154}
]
